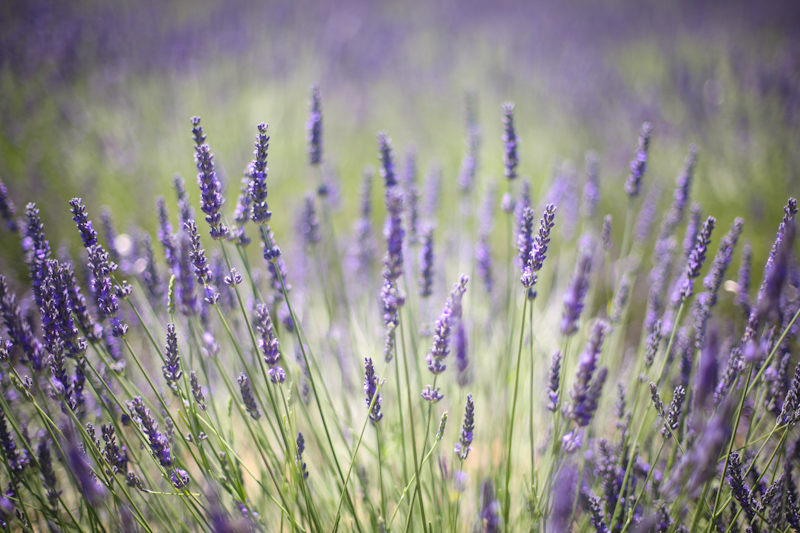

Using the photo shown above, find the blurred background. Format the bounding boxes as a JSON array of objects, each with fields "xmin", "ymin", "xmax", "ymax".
[{"xmin": 1, "ymin": 0, "xmax": 799, "ymax": 278}]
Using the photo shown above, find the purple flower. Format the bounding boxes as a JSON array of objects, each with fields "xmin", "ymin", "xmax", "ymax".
[
  {"xmin": 138, "ymin": 231, "xmax": 163, "ymax": 304},
  {"xmin": 363, "ymin": 357, "xmax": 383, "ymax": 424},
  {"xmin": 659, "ymin": 145, "xmax": 698, "ymax": 241},
  {"xmin": 37, "ymin": 436, "xmax": 59, "ymax": 503},
  {"xmin": 661, "ymin": 385, "xmax": 685, "ymax": 439},
  {"xmin": 703, "ymin": 217, "xmax": 744, "ymax": 308},
  {"xmin": 307, "ymin": 85, "xmax": 323, "ymax": 166},
  {"xmin": 418, "ymin": 224, "xmax": 434, "ymax": 299},
  {"xmin": 564, "ymin": 320, "xmax": 609, "ymax": 426},
  {"xmin": 402, "ymin": 149, "xmax": 420, "ymax": 244},
  {"xmin": 548, "ymin": 466, "xmax": 578, "ymax": 532},
  {"xmin": 643, "ymin": 319, "xmax": 662, "ymax": 372},
  {"xmin": 588, "ymin": 495, "xmax": 609, "ymax": 533},
  {"xmin": 422, "ymin": 165, "xmax": 443, "ymax": 219},
  {"xmin": 454, "ymin": 393, "xmax": 474, "ymax": 460},
  {"xmin": 383, "ymin": 187, "xmax": 404, "ymax": 284},
  {"xmin": 634, "ymin": 182, "xmax": 662, "ymax": 246},
  {"xmin": 679, "ymin": 216, "xmax": 716, "ymax": 301},
  {"xmin": 156, "ymin": 197, "xmax": 179, "ymax": 272},
  {"xmin": 728, "ymin": 452, "xmax": 757, "ymax": 524},
  {"xmin": 645, "ymin": 237, "xmax": 676, "ymax": 334},
  {"xmin": 130, "ymin": 397, "xmax": 172, "ymax": 467},
  {"xmin": 581, "ymin": 150, "xmax": 600, "ymax": 219},
  {"xmin": 101, "ymin": 424, "xmax": 127, "ymax": 475},
  {"xmin": 190, "ymin": 371, "xmax": 206, "ymax": 410},
  {"xmin": 248, "ymin": 123, "xmax": 271, "ymax": 224},
  {"xmin": 69, "ymin": 199, "xmax": 97, "ymax": 249},
  {"xmin": 238, "ymin": 373, "xmax": 261, "ymax": 420},
  {"xmin": 191, "ymin": 116, "xmax": 229, "ymax": 240},
  {"xmin": 736, "ymin": 242, "xmax": 752, "ymax": 317},
  {"xmin": 0, "ymin": 406, "xmax": 27, "ymax": 474},
  {"xmin": 454, "ymin": 321, "xmax": 469, "ymax": 387},
  {"xmin": 0, "ymin": 180, "xmax": 17, "ymax": 232},
  {"xmin": 176, "ymin": 231, "xmax": 198, "ymax": 315},
  {"xmin": 0, "ymin": 275, "xmax": 39, "ymax": 366},
  {"xmin": 624, "ymin": 122, "xmax": 652, "ymax": 198},
  {"xmin": 377, "ymin": 133, "xmax": 397, "ymax": 188},
  {"xmin": 254, "ymin": 303, "xmax": 285, "ymax": 384},
  {"xmin": 517, "ymin": 206, "xmax": 534, "ymax": 274},
  {"xmin": 162, "ymin": 324, "xmax": 181, "ymax": 395},
  {"xmin": 764, "ymin": 197, "xmax": 798, "ymax": 276},
  {"xmin": 64, "ymin": 425, "xmax": 103, "ymax": 506},
  {"xmin": 481, "ymin": 479, "xmax": 502, "ymax": 532},
  {"xmin": 502, "ymin": 102, "xmax": 518, "ymax": 181},
  {"xmin": 184, "ymin": 220, "xmax": 212, "ymax": 289},
  {"xmin": 602, "ymin": 215, "xmax": 612, "ymax": 250},
  {"xmin": 300, "ymin": 193, "xmax": 320, "ymax": 247},
  {"xmin": 521, "ymin": 203, "xmax": 556, "ymax": 296},
  {"xmin": 296, "ymin": 432, "xmax": 308, "ymax": 479},
  {"xmin": 353, "ymin": 170, "xmax": 376, "ymax": 282},
  {"xmin": 171, "ymin": 468, "xmax": 190, "ymax": 489},
  {"xmin": 561, "ymin": 242, "xmax": 593, "ymax": 336},
  {"xmin": 546, "ymin": 350, "xmax": 562, "ymax": 412}
]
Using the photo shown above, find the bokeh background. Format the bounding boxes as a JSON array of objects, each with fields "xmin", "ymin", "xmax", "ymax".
[{"xmin": 1, "ymin": 0, "xmax": 799, "ymax": 278}]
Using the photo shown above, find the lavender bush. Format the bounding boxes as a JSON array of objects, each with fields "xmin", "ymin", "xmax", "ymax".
[{"xmin": 0, "ymin": 81, "xmax": 797, "ymax": 533}]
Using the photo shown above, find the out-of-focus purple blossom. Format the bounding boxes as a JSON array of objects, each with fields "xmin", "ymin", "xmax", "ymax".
[
  {"xmin": 501, "ymin": 192, "xmax": 515, "ymax": 215},
  {"xmin": 418, "ymin": 224, "xmax": 434, "ymax": 298},
  {"xmin": 562, "ymin": 429, "xmax": 582, "ymax": 454},
  {"xmin": 176, "ymin": 230, "xmax": 198, "ymax": 316},
  {"xmin": 173, "ymin": 175, "xmax": 194, "ymax": 227},
  {"xmin": 546, "ymin": 350, "xmax": 562, "ymax": 412},
  {"xmin": 260, "ymin": 225, "xmax": 291, "ymax": 300},
  {"xmin": 643, "ymin": 319, "xmax": 662, "ymax": 372},
  {"xmin": 679, "ymin": 216, "xmax": 715, "ymax": 302},
  {"xmin": 37, "ymin": 436, "xmax": 59, "ymax": 504},
  {"xmin": 363, "ymin": 357, "xmax": 383, "ymax": 424},
  {"xmin": 0, "ymin": 181, "xmax": 16, "ymax": 232},
  {"xmin": 694, "ymin": 326, "xmax": 719, "ymax": 410},
  {"xmin": 138, "ymin": 231, "xmax": 163, "ymax": 304},
  {"xmin": 581, "ymin": 150, "xmax": 600, "ymax": 219},
  {"xmin": 645, "ymin": 237, "xmax": 676, "ymax": 334},
  {"xmin": 300, "ymin": 193, "xmax": 320, "ymax": 247},
  {"xmin": 736, "ymin": 242, "xmax": 753, "ymax": 318},
  {"xmin": 610, "ymin": 273, "xmax": 631, "ymax": 325},
  {"xmin": 682, "ymin": 203, "xmax": 702, "ymax": 262},
  {"xmin": 99, "ymin": 207, "xmax": 121, "ymax": 268},
  {"xmin": 779, "ymin": 362, "xmax": 800, "ymax": 425},
  {"xmin": 515, "ymin": 179, "xmax": 531, "ymax": 232},
  {"xmin": 191, "ymin": 117, "xmax": 229, "ymax": 240},
  {"xmin": 402, "ymin": 148, "xmax": 419, "ymax": 243},
  {"xmin": 307, "ymin": 85, "xmax": 323, "ymax": 166},
  {"xmin": 757, "ymin": 216, "xmax": 795, "ymax": 326},
  {"xmin": 233, "ymin": 176, "xmax": 252, "ymax": 226},
  {"xmin": 764, "ymin": 198, "xmax": 798, "ymax": 277},
  {"xmin": 353, "ymin": 170, "xmax": 376, "ymax": 282},
  {"xmin": 561, "ymin": 241, "xmax": 593, "ymax": 336},
  {"xmin": 715, "ymin": 346, "xmax": 743, "ymax": 405},
  {"xmin": 602, "ymin": 215, "xmax": 612, "ymax": 251},
  {"xmin": 455, "ymin": 393, "xmax": 474, "ymax": 460},
  {"xmin": 659, "ymin": 145, "xmax": 698, "ymax": 241},
  {"xmin": 162, "ymin": 324, "xmax": 181, "ymax": 395},
  {"xmin": 237, "ymin": 373, "xmax": 260, "ymax": 420},
  {"xmin": 481, "ymin": 479, "xmax": 502, "ymax": 533},
  {"xmin": 61, "ymin": 262, "xmax": 99, "ymax": 344},
  {"xmin": 548, "ymin": 466, "xmax": 578, "ymax": 532},
  {"xmin": 0, "ymin": 275, "xmax": 39, "ymax": 365},
  {"xmin": 703, "ymin": 218, "xmax": 744, "ymax": 309},
  {"xmin": 421, "ymin": 165, "xmax": 442, "ymax": 220},
  {"xmin": 502, "ymin": 102, "xmax": 519, "ymax": 181},
  {"xmin": 457, "ymin": 92, "xmax": 480, "ymax": 194},
  {"xmin": 476, "ymin": 180, "xmax": 497, "ymax": 296},
  {"xmin": 624, "ymin": 122, "xmax": 652, "ymax": 198},
  {"xmin": 377, "ymin": 133, "xmax": 397, "ymax": 188},
  {"xmin": 156, "ymin": 197, "xmax": 179, "ymax": 274},
  {"xmin": 383, "ymin": 187, "xmax": 404, "ymax": 284},
  {"xmin": 634, "ymin": 183, "xmax": 662, "ymax": 246},
  {"xmin": 565, "ymin": 321, "xmax": 609, "ymax": 426},
  {"xmin": 248, "ymin": 123, "xmax": 271, "ymax": 224},
  {"xmin": 254, "ymin": 303, "xmax": 285, "ymax": 384},
  {"xmin": 63, "ymin": 425, "xmax": 103, "ymax": 506},
  {"xmin": 454, "ymin": 321, "xmax": 469, "ymax": 387},
  {"xmin": 588, "ymin": 495, "xmax": 610, "ymax": 533},
  {"xmin": 170, "ymin": 468, "xmax": 190, "ymax": 490}
]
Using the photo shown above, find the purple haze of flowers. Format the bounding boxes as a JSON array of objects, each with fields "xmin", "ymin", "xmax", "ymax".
[
  {"xmin": 254, "ymin": 303, "xmax": 285, "ymax": 384},
  {"xmin": 564, "ymin": 320, "xmax": 609, "ymax": 426},
  {"xmin": 191, "ymin": 116, "xmax": 229, "ymax": 240},
  {"xmin": 502, "ymin": 102, "xmax": 519, "ymax": 181},
  {"xmin": 363, "ymin": 357, "xmax": 383, "ymax": 424},
  {"xmin": 0, "ymin": 180, "xmax": 16, "ymax": 232},
  {"xmin": 457, "ymin": 94, "xmax": 480, "ymax": 194},
  {"xmin": 307, "ymin": 85, "xmax": 323, "ymax": 166},
  {"xmin": 624, "ymin": 122, "xmax": 653, "ymax": 198},
  {"xmin": 561, "ymin": 240, "xmax": 593, "ymax": 336},
  {"xmin": 455, "ymin": 393, "xmax": 474, "ymax": 460}
]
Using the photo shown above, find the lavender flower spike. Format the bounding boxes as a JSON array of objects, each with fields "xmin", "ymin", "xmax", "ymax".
[
  {"xmin": 363, "ymin": 357, "xmax": 383, "ymax": 424},
  {"xmin": 162, "ymin": 324, "xmax": 182, "ymax": 396},
  {"xmin": 377, "ymin": 133, "xmax": 397, "ymax": 188},
  {"xmin": 728, "ymin": 452, "xmax": 757, "ymax": 524},
  {"xmin": 254, "ymin": 303, "xmax": 285, "ymax": 384},
  {"xmin": 624, "ymin": 122, "xmax": 653, "ymax": 198},
  {"xmin": 238, "ymin": 373, "xmax": 261, "ymax": 420},
  {"xmin": 502, "ymin": 102, "xmax": 519, "ymax": 181},
  {"xmin": 300, "ymin": 193, "xmax": 320, "ymax": 247},
  {"xmin": 249, "ymin": 123, "xmax": 271, "ymax": 223},
  {"xmin": 546, "ymin": 350, "xmax": 562, "ymax": 412},
  {"xmin": 418, "ymin": 224, "xmax": 434, "ymax": 298},
  {"xmin": 455, "ymin": 393, "xmax": 475, "ymax": 460},
  {"xmin": 561, "ymin": 241, "xmax": 593, "ymax": 336},
  {"xmin": 679, "ymin": 216, "xmax": 716, "ymax": 301},
  {"xmin": 296, "ymin": 433, "xmax": 308, "ymax": 479},
  {"xmin": 129, "ymin": 397, "xmax": 172, "ymax": 468},
  {"xmin": 564, "ymin": 320, "xmax": 609, "ymax": 426},
  {"xmin": 307, "ymin": 85, "xmax": 323, "ymax": 166},
  {"xmin": 191, "ymin": 116, "xmax": 229, "ymax": 240},
  {"xmin": 0, "ymin": 180, "xmax": 17, "ymax": 232},
  {"xmin": 521, "ymin": 203, "xmax": 556, "ymax": 297}
]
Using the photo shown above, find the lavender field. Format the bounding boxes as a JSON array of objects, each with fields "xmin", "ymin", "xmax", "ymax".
[{"xmin": 0, "ymin": 0, "xmax": 799, "ymax": 531}]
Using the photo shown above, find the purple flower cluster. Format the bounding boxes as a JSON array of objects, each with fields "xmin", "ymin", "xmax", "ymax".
[
  {"xmin": 455, "ymin": 393, "xmax": 474, "ymax": 460},
  {"xmin": 363, "ymin": 357, "xmax": 383, "ymax": 424},
  {"xmin": 191, "ymin": 117, "xmax": 229, "ymax": 240},
  {"xmin": 561, "ymin": 242, "xmax": 593, "ymax": 336},
  {"xmin": 501, "ymin": 102, "xmax": 519, "ymax": 181},
  {"xmin": 129, "ymin": 397, "xmax": 172, "ymax": 468},
  {"xmin": 307, "ymin": 85, "xmax": 323, "ymax": 166},
  {"xmin": 624, "ymin": 122, "xmax": 653, "ymax": 198},
  {"xmin": 254, "ymin": 303, "xmax": 285, "ymax": 384},
  {"xmin": 249, "ymin": 123, "xmax": 271, "ymax": 224},
  {"xmin": 564, "ymin": 321, "xmax": 609, "ymax": 426}
]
